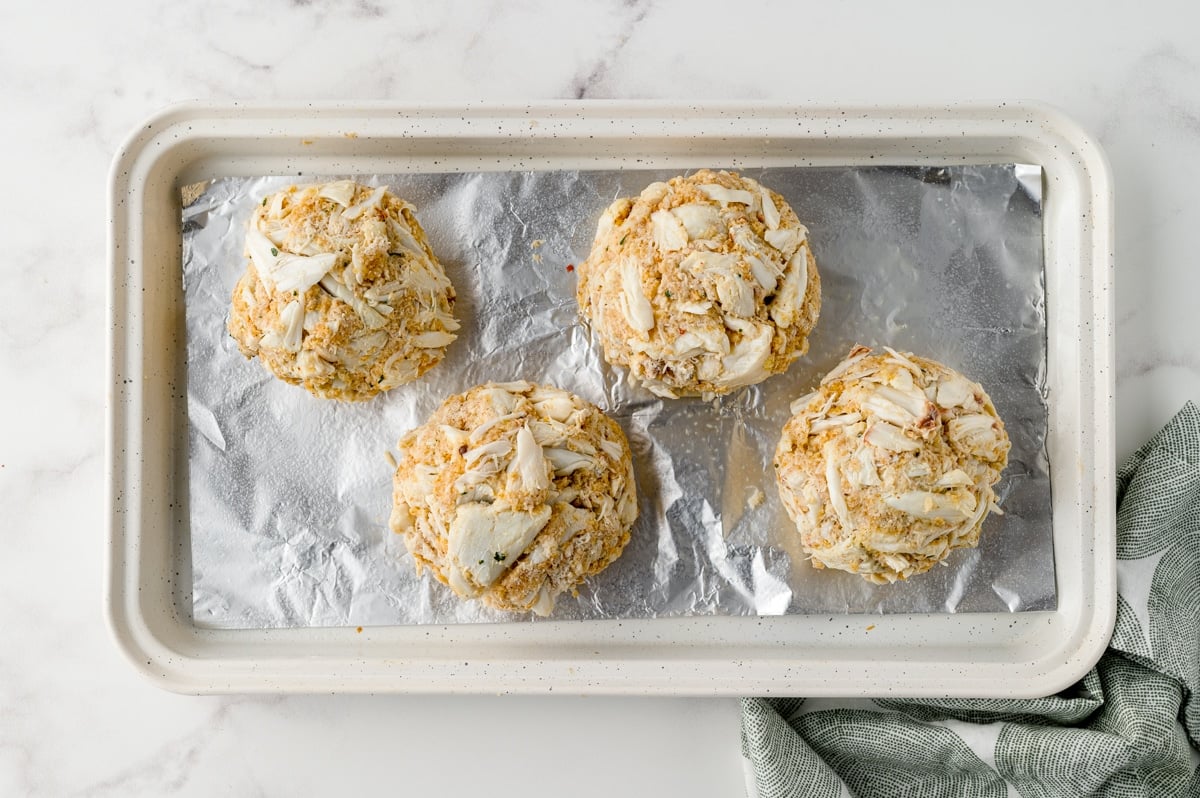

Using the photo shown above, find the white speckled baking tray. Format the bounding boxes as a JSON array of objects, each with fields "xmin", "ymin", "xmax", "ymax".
[{"xmin": 106, "ymin": 102, "xmax": 1115, "ymax": 696}]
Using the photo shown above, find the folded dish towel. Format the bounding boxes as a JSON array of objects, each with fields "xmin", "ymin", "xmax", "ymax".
[{"xmin": 741, "ymin": 402, "xmax": 1200, "ymax": 798}]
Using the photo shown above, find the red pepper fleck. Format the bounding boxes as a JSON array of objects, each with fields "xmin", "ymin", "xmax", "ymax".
[{"xmin": 565, "ymin": 264, "xmax": 575, "ymax": 272}]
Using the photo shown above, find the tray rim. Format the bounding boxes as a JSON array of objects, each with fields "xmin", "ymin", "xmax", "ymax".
[{"xmin": 106, "ymin": 100, "xmax": 1116, "ymax": 696}]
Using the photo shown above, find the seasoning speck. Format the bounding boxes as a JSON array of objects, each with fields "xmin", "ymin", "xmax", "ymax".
[
  {"xmin": 493, "ymin": 552, "xmax": 507, "ymax": 562},
  {"xmin": 356, "ymin": 626, "xmax": 363, "ymax": 633},
  {"xmin": 866, "ymin": 624, "xmax": 876, "ymax": 632},
  {"xmin": 566, "ymin": 264, "xmax": 575, "ymax": 272}
]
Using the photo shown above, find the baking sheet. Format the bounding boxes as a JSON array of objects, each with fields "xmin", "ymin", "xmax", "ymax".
[{"xmin": 182, "ymin": 164, "xmax": 1052, "ymax": 629}]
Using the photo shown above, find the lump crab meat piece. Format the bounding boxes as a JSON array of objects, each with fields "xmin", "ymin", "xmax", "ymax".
[
  {"xmin": 862, "ymin": 393, "xmax": 916, "ymax": 427},
  {"xmin": 758, "ymin": 186, "xmax": 781, "ymax": 230},
  {"xmin": 729, "ymin": 221, "xmax": 782, "ymax": 265},
  {"xmin": 317, "ymin": 180, "xmax": 357, "ymax": 207},
  {"xmin": 438, "ymin": 425, "xmax": 470, "ymax": 450},
  {"xmin": 593, "ymin": 199, "xmax": 628, "ymax": 243},
  {"xmin": 745, "ymin": 255, "xmax": 782, "ymax": 292},
  {"xmin": 947, "ymin": 414, "xmax": 1007, "ymax": 461},
  {"xmin": 875, "ymin": 384, "xmax": 934, "ymax": 420},
  {"xmin": 446, "ymin": 502, "xmax": 553, "ymax": 593},
  {"xmin": 529, "ymin": 387, "xmax": 577, "ymax": 422},
  {"xmin": 809, "ymin": 413, "xmax": 863, "ymax": 433},
  {"xmin": 650, "ymin": 210, "xmax": 689, "ymax": 252},
  {"xmin": 882, "ymin": 346, "xmax": 923, "ymax": 377},
  {"xmin": 527, "ymin": 419, "xmax": 570, "ymax": 447},
  {"xmin": 295, "ymin": 349, "xmax": 335, "ymax": 379},
  {"xmin": 619, "ymin": 258, "xmax": 655, "ymax": 333},
  {"xmin": 680, "ymin": 251, "xmax": 756, "ymax": 318},
  {"xmin": 246, "ymin": 228, "xmax": 339, "ymax": 294},
  {"xmin": 411, "ymin": 330, "xmax": 457, "ymax": 349},
  {"xmin": 820, "ymin": 346, "xmax": 874, "ymax": 385},
  {"xmin": 638, "ymin": 181, "xmax": 671, "ymax": 205},
  {"xmin": 864, "ymin": 420, "xmax": 921, "ymax": 452},
  {"xmin": 764, "ymin": 226, "xmax": 807, "ymax": 257},
  {"xmin": 883, "ymin": 490, "xmax": 975, "ymax": 522},
  {"xmin": 823, "ymin": 440, "xmax": 853, "ymax": 532},
  {"xmin": 318, "ymin": 274, "xmax": 388, "ymax": 329},
  {"xmin": 543, "ymin": 447, "xmax": 594, "ymax": 475},
  {"xmin": 673, "ymin": 322, "xmax": 730, "ymax": 357},
  {"xmin": 718, "ymin": 319, "xmax": 774, "ymax": 388},
  {"xmin": 598, "ymin": 438, "xmax": 625, "ymax": 462},
  {"xmin": 789, "ymin": 391, "xmax": 819, "ymax": 415},
  {"xmin": 463, "ymin": 438, "xmax": 513, "ymax": 467},
  {"xmin": 342, "ymin": 185, "xmax": 388, "ymax": 220},
  {"xmin": 483, "ymin": 386, "xmax": 522, "ymax": 415},
  {"xmin": 935, "ymin": 468, "xmax": 974, "ymax": 488},
  {"xmin": 936, "ymin": 374, "xmax": 975, "ymax": 409},
  {"xmin": 675, "ymin": 299, "xmax": 713, "ymax": 315},
  {"xmin": 853, "ymin": 445, "xmax": 881, "ymax": 487},
  {"xmin": 506, "ymin": 425, "xmax": 551, "ymax": 495},
  {"xmin": 699, "ymin": 183, "xmax": 756, "ymax": 207},
  {"xmin": 468, "ymin": 411, "xmax": 522, "ymax": 445},
  {"xmin": 670, "ymin": 203, "xmax": 724, "ymax": 240},
  {"xmin": 278, "ymin": 299, "xmax": 305, "ymax": 352},
  {"xmin": 769, "ymin": 245, "xmax": 810, "ymax": 329}
]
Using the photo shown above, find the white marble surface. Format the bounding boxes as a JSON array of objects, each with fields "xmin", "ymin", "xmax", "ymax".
[{"xmin": 3, "ymin": 0, "xmax": 1199, "ymax": 794}]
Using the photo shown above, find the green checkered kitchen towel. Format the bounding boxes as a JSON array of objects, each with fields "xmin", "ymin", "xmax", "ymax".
[{"xmin": 741, "ymin": 402, "xmax": 1200, "ymax": 797}]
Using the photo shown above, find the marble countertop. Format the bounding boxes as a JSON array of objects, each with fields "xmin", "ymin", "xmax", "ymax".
[{"xmin": 4, "ymin": 1, "xmax": 1198, "ymax": 794}]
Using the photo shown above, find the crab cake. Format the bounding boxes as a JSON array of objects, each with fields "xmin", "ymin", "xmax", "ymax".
[
  {"xmin": 227, "ymin": 180, "xmax": 458, "ymax": 401},
  {"xmin": 774, "ymin": 346, "xmax": 1010, "ymax": 584},
  {"xmin": 576, "ymin": 169, "xmax": 820, "ymax": 399},
  {"xmin": 389, "ymin": 382, "xmax": 639, "ymax": 615}
]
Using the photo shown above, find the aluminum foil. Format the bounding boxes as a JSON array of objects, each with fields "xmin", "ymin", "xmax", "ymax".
[{"xmin": 182, "ymin": 164, "xmax": 1052, "ymax": 630}]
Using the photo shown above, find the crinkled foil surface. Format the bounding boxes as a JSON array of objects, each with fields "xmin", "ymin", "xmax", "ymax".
[{"xmin": 182, "ymin": 165, "xmax": 1052, "ymax": 629}]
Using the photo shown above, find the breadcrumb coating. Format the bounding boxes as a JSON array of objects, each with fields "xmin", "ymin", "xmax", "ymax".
[
  {"xmin": 390, "ymin": 382, "xmax": 638, "ymax": 615},
  {"xmin": 774, "ymin": 346, "xmax": 1010, "ymax": 583},
  {"xmin": 228, "ymin": 180, "xmax": 458, "ymax": 401},
  {"xmin": 577, "ymin": 169, "xmax": 820, "ymax": 398}
]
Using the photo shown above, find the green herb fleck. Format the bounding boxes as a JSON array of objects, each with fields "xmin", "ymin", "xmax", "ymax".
[
  {"xmin": 619, "ymin": 234, "xmax": 627, "ymax": 245},
  {"xmin": 664, "ymin": 290, "xmax": 672, "ymax": 299},
  {"xmin": 270, "ymin": 247, "xmax": 279, "ymax": 256},
  {"xmin": 261, "ymin": 197, "xmax": 267, "ymax": 206},
  {"xmin": 478, "ymin": 559, "xmax": 484, "ymax": 565},
  {"xmin": 493, "ymin": 552, "xmax": 507, "ymax": 562}
]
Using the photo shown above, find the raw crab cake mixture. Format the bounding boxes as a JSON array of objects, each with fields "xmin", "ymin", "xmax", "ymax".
[
  {"xmin": 227, "ymin": 180, "xmax": 459, "ymax": 401},
  {"xmin": 389, "ymin": 382, "xmax": 639, "ymax": 615},
  {"xmin": 774, "ymin": 346, "xmax": 1011, "ymax": 584},
  {"xmin": 576, "ymin": 169, "xmax": 821, "ymax": 398}
]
